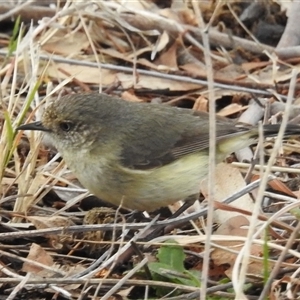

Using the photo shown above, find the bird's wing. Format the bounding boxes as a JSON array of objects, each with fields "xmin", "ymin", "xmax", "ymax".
[{"xmin": 119, "ymin": 109, "xmax": 251, "ymax": 170}]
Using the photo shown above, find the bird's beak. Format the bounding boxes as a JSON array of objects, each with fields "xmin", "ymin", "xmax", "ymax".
[{"xmin": 16, "ymin": 121, "xmax": 50, "ymax": 132}]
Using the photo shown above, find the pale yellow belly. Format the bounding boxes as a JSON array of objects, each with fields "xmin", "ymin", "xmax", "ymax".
[{"xmin": 74, "ymin": 152, "xmax": 210, "ymax": 211}]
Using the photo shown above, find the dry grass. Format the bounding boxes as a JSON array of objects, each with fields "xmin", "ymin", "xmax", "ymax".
[{"xmin": 0, "ymin": 1, "xmax": 300, "ymax": 299}]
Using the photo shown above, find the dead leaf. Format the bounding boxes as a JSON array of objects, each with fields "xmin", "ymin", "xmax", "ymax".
[
  {"xmin": 121, "ymin": 91, "xmax": 144, "ymax": 102},
  {"xmin": 242, "ymin": 61, "xmax": 270, "ymax": 72},
  {"xmin": 277, "ymin": 0, "xmax": 293, "ymax": 17},
  {"xmin": 159, "ymin": 8, "xmax": 197, "ymax": 26},
  {"xmin": 22, "ymin": 243, "xmax": 55, "ymax": 276},
  {"xmin": 152, "ymin": 30, "xmax": 170, "ymax": 60},
  {"xmin": 117, "ymin": 72, "xmax": 201, "ymax": 91},
  {"xmin": 42, "ymin": 31, "xmax": 89, "ymax": 55},
  {"xmin": 211, "ymin": 216, "xmax": 268, "ymax": 278},
  {"xmin": 193, "ymin": 95, "xmax": 208, "ymax": 112},
  {"xmin": 154, "ymin": 40, "xmax": 178, "ymax": 70},
  {"xmin": 215, "ymin": 64, "xmax": 246, "ymax": 81},
  {"xmin": 200, "ymin": 163, "xmax": 255, "ymax": 224},
  {"xmin": 27, "ymin": 215, "xmax": 75, "ymax": 229},
  {"xmin": 27, "ymin": 216, "xmax": 75, "ymax": 249},
  {"xmin": 15, "ymin": 173, "xmax": 48, "ymax": 219},
  {"xmin": 217, "ymin": 103, "xmax": 247, "ymax": 117},
  {"xmin": 45, "ymin": 63, "xmax": 117, "ymax": 85},
  {"xmin": 268, "ymin": 179, "xmax": 297, "ymax": 198},
  {"xmin": 180, "ymin": 63, "xmax": 207, "ymax": 77}
]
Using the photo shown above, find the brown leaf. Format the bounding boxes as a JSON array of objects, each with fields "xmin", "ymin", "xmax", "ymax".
[
  {"xmin": 22, "ymin": 243, "xmax": 54, "ymax": 275},
  {"xmin": 211, "ymin": 216, "xmax": 268, "ymax": 279},
  {"xmin": 193, "ymin": 95, "xmax": 208, "ymax": 112},
  {"xmin": 269, "ymin": 179, "xmax": 297, "ymax": 198},
  {"xmin": 217, "ymin": 103, "xmax": 247, "ymax": 117},
  {"xmin": 46, "ymin": 63, "xmax": 117, "ymax": 85},
  {"xmin": 201, "ymin": 163, "xmax": 254, "ymax": 224},
  {"xmin": 42, "ymin": 31, "xmax": 89, "ymax": 55},
  {"xmin": 27, "ymin": 216, "xmax": 75, "ymax": 229},
  {"xmin": 27, "ymin": 216, "xmax": 75, "ymax": 249},
  {"xmin": 154, "ymin": 40, "xmax": 178, "ymax": 69},
  {"xmin": 121, "ymin": 91, "xmax": 144, "ymax": 102},
  {"xmin": 117, "ymin": 73, "xmax": 201, "ymax": 91}
]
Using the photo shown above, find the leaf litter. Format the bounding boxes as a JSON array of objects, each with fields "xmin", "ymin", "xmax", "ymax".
[{"xmin": 0, "ymin": 0, "xmax": 300, "ymax": 299}]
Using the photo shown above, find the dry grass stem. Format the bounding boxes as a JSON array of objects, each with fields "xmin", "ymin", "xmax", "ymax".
[{"xmin": 1, "ymin": 1, "xmax": 300, "ymax": 299}]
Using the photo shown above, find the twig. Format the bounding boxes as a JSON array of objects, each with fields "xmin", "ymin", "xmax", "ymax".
[
  {"xmin": 70, "ymin": 215, "xmax": 160, "ymax": 279},
  {"xmin": 232, "ymin": 162, "xmax": 300, "ymax": 174},
  {"xmin": 0, "ymin": 0, "xmax": 38, "ymax": 22},
  {"xmin": 0, "ymin": 50, "xmax": 285, "ymax": 98},
  {"xmin": 277, "ymin": 2, "xmax": 300, "ymax": 49},
  {"xmin": 233, "ymin": 68, "xmax": 298, "ymax": 298},
  {"xmin": 6, "ymin": 273, "xmax": 30, "ymax": 300},
  {"xmin": 258, "ymin": 221, "xmax": 300, "ymax": 300},
  {"xmin": 0, "ymin": 177, "xmax": 270, "ymax": 240},
  {"xmin": 101, "ymin": 257, "xmax": 148, "ymax": 300},
  {"xmin": 0, "ymin": 277, "xmax": 199, "ymax": 292},
  {"xmin": 196, "ymin": 2, "xmax": 216, "ymax": 298}
]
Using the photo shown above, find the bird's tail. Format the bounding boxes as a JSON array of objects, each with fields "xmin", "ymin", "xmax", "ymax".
[{"xmin": 262, "ymin": 123, "xmax": 300, "ymax": 137}]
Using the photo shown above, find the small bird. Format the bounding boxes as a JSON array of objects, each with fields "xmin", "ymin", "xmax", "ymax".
[{"xmin": 17, "ymin": 93, "xmax": 300, "ymax": 211}]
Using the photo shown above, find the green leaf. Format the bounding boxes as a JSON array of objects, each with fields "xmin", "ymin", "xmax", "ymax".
[
  {"xmin": 148, "ymin": 239, "xmax": 201, "ymax": 297},
  {"xmin": 290, "ymin": 208, "xmax": 300, "ymax": 220},
  {"xmin": 156, "ymin": 239, "xmax": 185, "ymax": 272},
  {"xmin": 262, "ymin": 226, "xmax": 270, "ymax": 285},
  {"xmin": 149, "ymin": 262, "xmax": 200, "ymax": 287},
  {"xmin": 2, "ymin": 111, "xmax": 14, "ymax": 167},
  {"xmin": 15, "ymin": 79, "xmax": 41, "ymax": 129},
  {"xmin": 8, "ymin": 16, "xmax": 22, "ymax": 56}
]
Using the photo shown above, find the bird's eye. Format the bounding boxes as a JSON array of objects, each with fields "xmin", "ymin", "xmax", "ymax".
[{"xmin": 59, "ymin": 121, "xmax": 73, "ymax": 132}]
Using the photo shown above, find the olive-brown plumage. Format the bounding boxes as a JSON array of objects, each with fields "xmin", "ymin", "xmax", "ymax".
[{"xmin": 17, "ymin": 93, "xmax": 300, "ymax": 211}]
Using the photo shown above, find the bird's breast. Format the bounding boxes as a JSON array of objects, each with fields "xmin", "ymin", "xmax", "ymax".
[{"xmin": 62, "ymin": 150, "xmax": 210, "ymax": 211}]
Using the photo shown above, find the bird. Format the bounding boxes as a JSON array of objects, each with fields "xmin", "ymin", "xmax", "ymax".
[{"xmin": 16, "ymin": 93, "xmax": 300, "ymax": 211}]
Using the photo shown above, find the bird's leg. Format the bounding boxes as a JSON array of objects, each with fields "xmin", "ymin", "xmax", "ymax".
[
  {"xmin": 141, "ymin": 194, "xmax": 199, "ymax": 240},
  {"xmin": 170, "ymin": 193, "xmax": 199, "ymax": 219}
]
